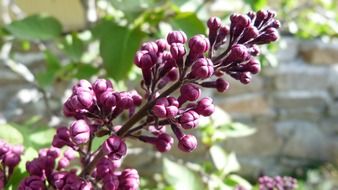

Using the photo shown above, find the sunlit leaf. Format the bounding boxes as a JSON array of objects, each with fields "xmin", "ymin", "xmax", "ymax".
[
  {"xmin": 163, "ymin": 158, "xmax": 204, "ymax": 190},
  {"xmin": 244, "ymin": 0, "xmax": 267, "ymax": 11},
  {"xmin": 210, "ymin": 145, "xmax": 227, "ymax": 172},
  {"xmin": 93, "ymin": 19, "xmax": 146, "ymax": 81},
  {"xmin": 170, "ymin": 12, "xmax": 206, "ymax": 37},
  {"xmin": 210, "ymin": 145, "xmax": 240, "ymax": 175},
  {"xmin": 222, "ymin": 122, "xmax": 256, "ymax": 138},
  {"xmin": 5, "ymin": 15, "xmax": 62, "ymax": 40},
  {"xmin": 0, "ymin": 124, "xmax": 24, "ymax": 145}
]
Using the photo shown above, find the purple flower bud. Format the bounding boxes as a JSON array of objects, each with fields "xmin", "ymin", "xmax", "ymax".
[
  {"xmin": 254, "ymin": 10, "xmax": 268, "ymax": 27},
  {"xmin": 63, "ymin": 99, "xmax": 75, "ymax": 117},
  {"xmin": 179, "ymin": 83, "xmax": 201, "ymax": 102},
  {"xmin": 116, "ymin": 92, "xmax": 134, "ymax": 109},
  {"xmin": 178, "ymin": 134, "xmax": 197, "ymax": 152},
  {"xmin": 216, "ymin": 78, "xmax": 230, "ymax": 92},
  {"xmin": 167, "ymin": 68, "xmax": 179, "ymax": 81},
  {"xmin": 72, "ymin": 79, "xmax": 92, "ymax": 94},
  {"xmin": 99, "ymin": 89, "xmax": 117, "ymax": 113},
  {"xmin": 11, "ymin": 145, "xmax": 24, "ymax": 155},
  {"xmin": 52, "ymin": 127, "xmax": 74, "ymax": 148},
  {"xmin": 69, "ymin": 120, "xmax": 90, "ymax": 145},
  {"xmin": 152, "ymin": 97, "xmax": 179, "ymax": 118},
  {"xmin": 18, "ymin": 176, "xmax": 46, "ymax": 190},
  {"xmin": 51, "ymin": 171, "xmax": 92, "ymax": 190},
  {"xmin": 3, "ymin": 151, "xmax": 21, "ymax": 168},
  {"xmin": 147, "ymin": 125, "xmax": 166, "ymax": 136},
  {"xmin": 254, "ymin": 27, "xmax": 279, "ymax": 44},
  {"xmin": 134, "ymin": 50, "xmax": 157, "ymax": 69},
  {"xmin": 191, "ymin": 58, "xmax": 214, "ymax": 79},
  {"xmin": 26, "ymin": 156, "xmax": 55, "ymax": 178},
  {"xmin": 188, "ymin": 35, "xmax": 210, "ymax": 55},
  {"xmin": 167, "ymin": 31, "xmax": 187, "ymax": 44},
  {"xmin": 179, "ymin": 110, "xmax": 200, "ymax": 129},
  {"xmin": 259, "ymin": 176, "xmax": 297, "ymax": 190},
  {"xmin": 200, "ymin": 78, "xmax": 230, "ymax": 92},
  {"xmin": 102, "ymin": 135, "xmax": 127, "ymax": 160},
  {"xmin": 154, "ymin": 133, "xmax": 174, "ymax": 152},
  {"xmin": 224, "ymin": 44, "xmax": 250, "ymax": 63},
  {"xmin": 215, "ymin": 25, "xmax": 229, "ymax": 46},
  {"xmin": 170, "ymin": 43, "xmax": 186, "ymax": 59},
  {"xmin": 130, "ymin": 90, "xmax": 142, "ymax": 106},
  {"xmin": 118, "ymin": 168, "xmax": 140, "ymax": 190},
  {"xmin": 248, "ymin": 44, "xmax": 260, "ymax": 56},
  {"xmin": 70, "ymin": 91, "xmax": 95, "ymax": 110},
  {"xmin": 95, "ymin": 158, "xmax": 117, "ymax": 180},
  {"xmin": 238, "ymin": 25, "xmax": 259, "ymax": 43},
  {"xmin": 64, "ymin": 148, "xmax": 77, "ymax": 160},
  {"xmin": 195, "ymin": 97, "xmax": 215, "ymax": 116},
  {"xmin": 156, "ymin": 39, "xmax": 169, "ymax": 52},
  {"xmin": 57, "ymin": 157, "xmax": 70, "ymax": 170},
  {"xmin": 92, "ymin": 79, "xmax": 113, "ymax": 95},
  {"xmin": 161, "ymin": 51, "xmax": 176, "ymax": 71},
  {"xmin": 246, "ymin": 59, "xmax": 261, "ymax": 74},
  {"xmin": 207, "ymin": 17, "xmax": 222, "ymax": 31},
  {"xmin": 230, "ymin": 14, "xmax": 251, "ymax": 29},
  {"xmin": 141, "ymin": 41, "xmax": 158, "ymax": 54},
  {"xmin": 0, "ymin": 141, "xmax": 9, "ymax": 157},
  {"xmin": 239, "ymin": 72, "xmax": 252, "ymax": 84},
  {"xmin": 51, "ymin": 171, "xmax": 68, "ymax": 189},
  {"xmin": 103, "ymin": 174, "xmax": 119, "ymax": 190},
  {"xmin": 38, "ymin": 147, "xmax": 60, "ymax": 159}
]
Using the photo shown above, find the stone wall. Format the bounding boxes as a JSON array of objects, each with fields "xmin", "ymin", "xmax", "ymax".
[
  {"xmin": 217, "ymin": 37, "xmax": 338, "ymax": 176},
  {"xmin": 0, "ymin": 37, "xmax": 338, "ymax": 178}
]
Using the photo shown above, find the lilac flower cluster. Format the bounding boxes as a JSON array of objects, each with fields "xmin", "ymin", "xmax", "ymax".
[
  {"xmin": 16, "ymin": 10, "xmax": 280, "ymax": 189},
  {"xmin": 258, "ymin": 176, "xmax": 298, "ymax": 190},
  {"xmin": 0, "ymin": 141, "xmax": 23, "ymax": 189}
]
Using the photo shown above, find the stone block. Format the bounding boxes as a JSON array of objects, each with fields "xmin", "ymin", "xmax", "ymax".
[
  {"xmin": 225, "ymin": 123, "xmax": 283, "ymax": 157},
  {"xmin": 299, "ymin": 39, "xmax": 338, "ymax": 65},
  {"xmin": 217, "ymin": 93, "xmax": 272, "ymax": 116},
  {"xmin": 328, "ymin": 65, "xmax": 338, "ymax": 98},
  {"xmin": 276, "ymin": 37, "xmax": 299, "ymax": 63},
  {"xmin": 319, "ymin": 117, "xmax": 338, "ymax": 135},
  {"xmin": 328, "ymin": 101, "xmax": 338, "ymax": 117},
  {"xmin": 267, "ymin": 62, "xmax": 331, "ymax": 91},
  {"xmin": 277, "ymin": 108, "xmax": 322, "ymax": 122},
  {"xmin": 273, "ymin": 91, "xmax": 329, "ymax": 111},
  {"xmin": 275, "ymin": 121, "xmax": 329, "ymax": 160}
]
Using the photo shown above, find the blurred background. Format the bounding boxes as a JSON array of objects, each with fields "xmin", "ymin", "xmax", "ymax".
[{"xmin": 0, "ymin": 0, "xmax": 337, "ymax": 189}]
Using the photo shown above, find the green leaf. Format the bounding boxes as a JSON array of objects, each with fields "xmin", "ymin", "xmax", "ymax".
[
  {"xmin": 244, "ymin": 0, "xmax": 268, "ymax": 11},
  {"xmin": 0, "ymin": 124, "xmax": 24, "ymax": 145},
  {"xmin": 5, "ymin": 15, "xmax": 62, "ymax": 40},
  {"xmin": 209, "ymin": 146, "xmax": 240, "ymax": 176},
  {"xmin": 74, "ymin": 63, "xmax": 99, "ymax": 79},
  {"xmin": 36, "ymin": 51, "xmax": 62, "ymax": 87},
  {"xmin": 29, "ymin": 128, "xmax": 55, "ymax": 147},
  {"xmin": 93, "ymin": 19, "xmax": 146, "ymax": 81},
  {"xmin": 163, "ymin": 158, "xmax": 204, "ymax": 190},
  {"xmin": 0, "ymin": 120, "xmax": 55, "ymax": 150},
  {"xmin": 170, "ymin": 12, "xmax": 206, "ymax": 37},
  {"xmin": 210, "ymin": 145, "xmax": 227, "ymax": 172},
  {"xmin": 62, "ymin": 34, "xmax": 85, "ymax": 61},
  {"xmin": 225, "ymin": 174, "xmax": 252, "ymax": 189},
  {"xmin": 222, "ymin": 122, "xmax": 256, "ymax": 138}
]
